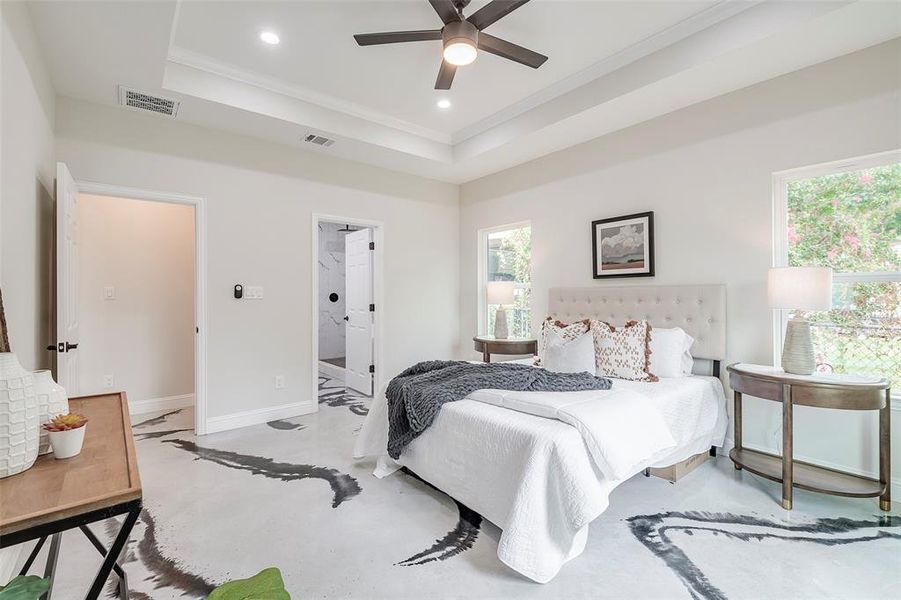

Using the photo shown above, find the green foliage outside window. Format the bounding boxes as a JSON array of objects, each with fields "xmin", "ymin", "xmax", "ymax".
[
  {"xmin": 487, "ymin": 226, "xmax": 532, "ymax": 338},
  {"xmin": 787, "ymin": 163, "xmax": 900, "ymax": 383}
]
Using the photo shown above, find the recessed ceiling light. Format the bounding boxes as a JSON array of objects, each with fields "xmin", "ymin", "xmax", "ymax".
[
  {"xmin": 436, "ymin": 99, "xmax": 452, "ymax": 109},
  {"xmin": 260, "ymin": 31, "xmax": 280, "ymax": 45}
]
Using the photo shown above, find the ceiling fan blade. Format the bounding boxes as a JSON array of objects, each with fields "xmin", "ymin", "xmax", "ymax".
[
  {"xmin": 354, "ymin": 30, "xmax": 442, "ymax": 46},
  {"xmin": 428, "ymin": 0, "xmax": 460, "ymax": 24},
  {"xmin": 467, "ymin": 0, "xmax": 531, "ymax": 30},
  {"xmin": 478, "ymin": 32, "xmax": 547, "ymax": 68},
  {"xmin": 434, "ymin": 60, "xmax": 457, "ymax": 90}
]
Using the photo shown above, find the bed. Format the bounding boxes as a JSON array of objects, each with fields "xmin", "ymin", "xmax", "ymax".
[{"xmin": 355, "ymin": 285, "xmax": 728, "ymax": 583}]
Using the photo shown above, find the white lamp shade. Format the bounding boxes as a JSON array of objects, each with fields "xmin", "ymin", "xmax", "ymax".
[
  {"xmin": 767, "ymin": 267, "xmax": 833, "ymax": 310},
  {"xmin": 486, "ymin": 281, "xmax": 515, "ymax": 305}
]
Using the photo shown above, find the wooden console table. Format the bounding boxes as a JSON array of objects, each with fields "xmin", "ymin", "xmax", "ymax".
[
  {"xmin": 473, "ymin": 335, "xmax": 538, "ymax": 363},
  {"xmin": 727, "ymin": 363, "xmax": 890, "ymax": 511},
  {"xmin": 0, "ymin": 392, "xmax": 142, "ymax": 599}
]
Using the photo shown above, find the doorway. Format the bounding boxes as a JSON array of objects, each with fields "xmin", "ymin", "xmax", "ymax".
[
  {"xmin": 78, "ymin": 193, "xmax": 195, "ymax": 413},
  {"xmin": 57, "ymin": 167, "xmax": 208, "ymax": 435},
  {"xmin": 313, "ymin": 215, "xmax": 382, "ymax": 399}
]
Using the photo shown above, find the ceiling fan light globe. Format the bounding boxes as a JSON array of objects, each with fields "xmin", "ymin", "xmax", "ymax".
[{"xmin": 443, "ymin": 41, "xmax": 477, "ymax": 66}]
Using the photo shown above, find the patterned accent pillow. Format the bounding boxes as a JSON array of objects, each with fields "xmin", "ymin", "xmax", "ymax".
[
  {"xmin": 536, "ymin": 317, "xmax": 591, "ymax": 366},
  {"xmin": 589, "ymin": 319, "xmax": 658, "ymax": 382}
]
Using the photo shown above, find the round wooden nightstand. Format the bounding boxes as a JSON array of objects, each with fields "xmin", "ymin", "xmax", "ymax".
[
  {"xmin": 727, "ymin": 363, "xmax": 891, "ymax": 511},
  {"xmin": 472, "ymin": 336, "xmax": 538, "ymax": 363}
]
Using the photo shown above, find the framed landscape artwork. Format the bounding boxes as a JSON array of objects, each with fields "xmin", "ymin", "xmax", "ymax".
[{"xmin": 591, "ymin": 211, "xmax": 655, "ymax": 278}]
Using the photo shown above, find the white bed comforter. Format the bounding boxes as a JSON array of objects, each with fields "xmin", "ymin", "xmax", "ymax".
[{"xmin": 354, "ymin": 375, "xmax": 727, "ymax": 583}]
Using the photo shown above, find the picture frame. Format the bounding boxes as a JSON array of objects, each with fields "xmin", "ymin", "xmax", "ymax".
[{"xmin": 591, "ymin": 211, "xmax": 655, "ymax": 279}]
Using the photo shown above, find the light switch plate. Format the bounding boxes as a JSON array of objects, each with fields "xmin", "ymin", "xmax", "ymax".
[
  {"xmin": 245, "ymin": 286, "xmax": 264, "ymax": 299},
  {"xmin": 104, "ymin": 285, "xmax": 116, "ymax": 300}
]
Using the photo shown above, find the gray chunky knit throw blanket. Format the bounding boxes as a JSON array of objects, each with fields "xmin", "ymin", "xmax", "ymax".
[{"xmin": 386, "ymin": 360, "xmax": 612, "ymax": 459}]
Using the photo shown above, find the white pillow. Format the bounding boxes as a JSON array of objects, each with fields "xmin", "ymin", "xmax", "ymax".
[
  {"xmin": 649, "ymin": 327, "xmax": 694, "ymax": 378},
  {"xmin": 542, "ymin": 329, "xmax": 596, "ymax": 375}
]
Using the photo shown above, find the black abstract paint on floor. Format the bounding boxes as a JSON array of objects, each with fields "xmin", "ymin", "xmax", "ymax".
[
  {"xmin": 318, "ymin": 376, "xmax": 369, "ymax": 416},
  {"xmin": 134, "ymin": 428, "xmax": 192, "ymax": 440},
  {"xmin": 137, "ymin": 509, "xmax": 216, "ymax": 596},
  {"xmin": 627, "ymin": 511, "xmax": 901, "ymax": 600},
  {"xmin": 266, "ymin": 419, "xmax": 305, "ymax": 431},
  {"xmin": 164, "ymin": 439, "xmax": 361, "ymax": 508},
  {"xmin": 102, "ymin": 509, "xmax": 214, "ymax": 599},
  {"xmin": 133, "ymin": 410, "xmax": 183, "ymax": 429},
  {"xmin": 396, "ymin": 468, "xmax": 483, "ymax": 566}
]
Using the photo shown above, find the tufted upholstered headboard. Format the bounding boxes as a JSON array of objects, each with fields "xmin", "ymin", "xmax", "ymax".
[{"xmin": 547, "ymin": 285, "xmax": 726, "ymax": 366}]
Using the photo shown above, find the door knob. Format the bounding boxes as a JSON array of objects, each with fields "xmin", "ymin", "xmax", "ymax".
[
  {"xmin": 65, "ymin": 342, "xmax": 78, "ymax": 351},
  {"xmin": 343, "ymin": 316, "xmax": 349, "ymax": 321}
]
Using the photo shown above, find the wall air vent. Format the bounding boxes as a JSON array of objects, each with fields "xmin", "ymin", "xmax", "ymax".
[
  {"xmin": 303, "ymin": 134, "xmax": 335, "ymax": 147},
  {"xmin": 117, "ymin": 86, "xmax": 179, "ymax": 117}
]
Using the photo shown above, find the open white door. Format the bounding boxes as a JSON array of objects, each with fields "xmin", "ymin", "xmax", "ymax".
[
  {"xmin": 55, "ymin": 163, "xmax": 80, "ymax": 394},
  {"xmin": 345, "ymin": 228, "xmax": 373, "ymax": 395}
]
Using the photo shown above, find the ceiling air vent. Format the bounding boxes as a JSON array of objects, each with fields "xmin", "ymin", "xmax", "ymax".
[
  {"xmin": 118, "ymin": 86, "xmax": 179, "ymax": 117},
  {"xmin": 303, "ymin": 134, "xmax": 335, "ymax": 147}
]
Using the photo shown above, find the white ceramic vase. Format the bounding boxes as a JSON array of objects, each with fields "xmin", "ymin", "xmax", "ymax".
[
  {"xmin": 48, "ymin": 425, "xmax": 86, "ymax": 459},
  {"xmin": 0, "ymin": 353, "xmax": 39, "ymax": 478},
  {"xmin": 34, "ymin": 370, "xmax": 69, "ymax": 455}
]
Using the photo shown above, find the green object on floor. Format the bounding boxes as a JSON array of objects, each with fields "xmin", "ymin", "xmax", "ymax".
[
  {"xmin": 207, "ymin": 568, "xmax": 289, "ymax": 600},
  {"xmin": 0, "ymin": 576, "xmax": 51, "ymax": 600}
]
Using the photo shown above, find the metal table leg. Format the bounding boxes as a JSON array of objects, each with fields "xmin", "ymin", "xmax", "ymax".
[
  {"xmin": 79, "ymin": 524, "xmax": 130, "ymax": 600},
  {"xmin": 84, "ymin": 502, "xmax": 141, "ymax": 600},
  {"xmin": 41, "ymin": 534, "xmax": 61, "ymax": 600},
  {"xmin": 18, "ymin": 537, "xmax": 47, "ymax": 576}
]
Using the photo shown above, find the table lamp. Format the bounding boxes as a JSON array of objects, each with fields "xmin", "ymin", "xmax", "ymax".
[
  {"xmin": 487, "ymin": 281, "xmax": 515, "ymax": 339},
  {"xmin": 768, "ymin": 266, "xmax": 832, "ymax": 375}
]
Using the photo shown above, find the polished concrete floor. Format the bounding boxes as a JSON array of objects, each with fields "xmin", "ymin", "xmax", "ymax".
[{"xmin": 20, "ymin": 374, "xmax": 901, "ymax": 599}]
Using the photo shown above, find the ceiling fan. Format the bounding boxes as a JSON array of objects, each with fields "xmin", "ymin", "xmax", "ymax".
[{"xmin": 353, "ymin": 0, "xmax": 548, "ymax": 90}]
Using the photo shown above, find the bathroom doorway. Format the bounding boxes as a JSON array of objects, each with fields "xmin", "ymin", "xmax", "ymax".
[{"xmin": 313, "ymin": 216, "xmax": 380, "ymax": 397}]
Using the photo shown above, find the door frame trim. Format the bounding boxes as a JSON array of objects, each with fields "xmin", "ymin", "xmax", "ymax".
[
  {"xmin": 76, "ymin": 181, "xmax": 209, "ymax": 435},
  {"xmin": 311, "ymin": 214, "xmax": 383, "ymax": 403}
]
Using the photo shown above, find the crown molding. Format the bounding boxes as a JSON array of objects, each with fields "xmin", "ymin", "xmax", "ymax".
[
  {"xmin": 167, "ymin": 45, "xmax": 453, "ymax": 145},
  {"xmin": 451, "ymin": 0, "xmax": 758, "ymax": 144}
]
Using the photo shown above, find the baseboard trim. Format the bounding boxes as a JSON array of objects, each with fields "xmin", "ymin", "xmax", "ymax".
[
  {"xmin": 721, "ymin": 436, "xmax": 900, "ymax": 503},
  {"xmin": 129, "ymin": 393, "xmax": 194, "ymax": 415},
  {"xmin": 204, "ymin": 401, "xmax": 314, "ymax": 435},
  {"xmin": 318, "ymin": 361, "xmax": 345, "ymax": 381}
]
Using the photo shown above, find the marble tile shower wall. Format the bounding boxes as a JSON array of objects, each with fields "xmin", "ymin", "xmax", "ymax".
[{"xmin": 319, "ymin": 222, "xmax": 346, "ymax": 360}]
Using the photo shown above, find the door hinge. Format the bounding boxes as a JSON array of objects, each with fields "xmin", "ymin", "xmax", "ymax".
[
  {"xmin": 369, "ymin": 303, "xmax": 375, "ymax": 312},
  {"xmin": 369, "ymin": 365, "xmax": 375, "ymax": 374},
  {"xmin": 369, "ymin": 241, "xmax": 375, "ymax": 250}
]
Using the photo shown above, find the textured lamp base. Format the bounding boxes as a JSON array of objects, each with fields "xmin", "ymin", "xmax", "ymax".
[
  {"xmin": 494, "ymin": 307, "xmax": 509, "ymax": 339},
  {"xmin": 782, "ymin": 318, "xmax": 815, "ymax": 375}
]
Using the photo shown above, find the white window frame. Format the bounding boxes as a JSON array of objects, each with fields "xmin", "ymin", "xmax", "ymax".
[
  {"xmin": 771, "ymin": 149, "xmax": 901, "ymax": 387},
  {"xmin": 477, "ymin": 220, "xmax": 532, "ymax": 337}
]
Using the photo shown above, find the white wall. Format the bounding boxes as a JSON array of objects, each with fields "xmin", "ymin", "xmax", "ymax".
[
  {"xmin": 460, "ymin": 41, "xmax": 901, "ymax": 487},
  {"xmin": 77, "ymin": 194, "xmax": 194, "ymax": 406},
  {"xmin": 0, "ymin": 1, "xmax": 55, "ymax": 371},
  {"xmin": 318, "ymin": 222, "xmax": 347, "ymax": 361},
  {"xmin": 55, "ymin": 97, "xmax": 460, "ymax": 421}
]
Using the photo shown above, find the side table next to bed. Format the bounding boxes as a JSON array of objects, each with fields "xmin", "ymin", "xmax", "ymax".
[
  {"xmin": 473, "ymin": 335, "xmax": 538, "ymax": 363},
  {"xmin": 727, "ymin": 363, "xmax": 891, "ymax": 511}
]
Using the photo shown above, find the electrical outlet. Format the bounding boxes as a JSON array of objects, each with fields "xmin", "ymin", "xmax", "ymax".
[
  {"xmin": 274, "ymin": 375, "xmax": 285, "ymax": 390},
  {"xmin": 103, "ymin": 375, "xmax": 114, "ymax": 388},
  {"xmin": 104, "ymin": 285, "xmax": 116, "ymax": 300}
]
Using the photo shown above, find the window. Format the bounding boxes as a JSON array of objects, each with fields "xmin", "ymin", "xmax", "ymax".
[
  {"xmin": 774, "ymin": 151, "xmax": 900, "ymax": 390},
  {"xmin": 480, "ymin": 223, "xmax": 532, "ymax": 339}
]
